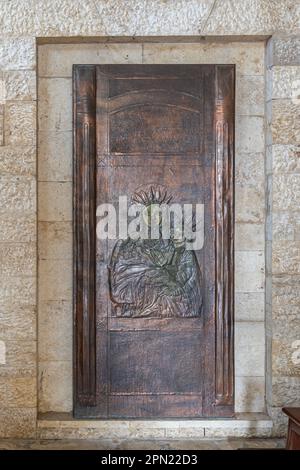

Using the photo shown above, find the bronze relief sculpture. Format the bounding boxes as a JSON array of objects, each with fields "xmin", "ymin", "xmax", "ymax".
[{"xmin": 109, "ymin": 184, "xmax": 203, "ymax": 318}]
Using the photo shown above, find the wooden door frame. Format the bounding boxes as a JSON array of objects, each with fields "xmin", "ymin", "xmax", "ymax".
[{"xmin": 73, "ymin": 64, "xmax": 235, "ymax": 418}]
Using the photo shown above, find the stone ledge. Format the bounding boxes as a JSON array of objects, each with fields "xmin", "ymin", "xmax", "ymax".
[{"xmin": 37, "ymin": 413, "xmax": 273, "ymax": 439}]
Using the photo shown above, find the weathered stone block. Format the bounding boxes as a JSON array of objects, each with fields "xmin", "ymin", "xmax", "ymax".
[
  {"xmin": 0, "ymin": 408, "xmax": 36, "ymax": 438},
  {"xmin": 236, "ymin": 75, "xmax": 264, "ymax": 116},
  {"xmin": 0, "ymin": 37, "xmax": 36, "ymax": 70},
  {"xmin": 38, "ymin": 221, "xmax": 72, "ymax": 260},
  {"xmin": 38, "ymin": 301, "xmax": 72, "ymax": 362},
  {"xmin": 273, "ymin": 240, "xmax": 300, "ymax": 274},
  {"xmin": 1, "ymin": 70, "xmax": 36, "ymax": 100},
  {"xmin": 5, "ymin": 102, "xmax": 36, "ymax": 146},
  {"xmin": 0, "ymin": 243, "xmax": 35, "ymax": 277},
  {"xmin": 38, "ymin": 182, "xmax": 72, "ymax": 221},
  {"xmin": 273, "ymin": 66, "xmax": 300, "ymax": 100},
  {"xmin": 273, "ymin": 37, "xmax": 300, "ymax": 66},
  {"xmin": 235, "ymin": 251, "xmax": 264, "ymax": 293},
  {"xmin": 273, "ymin": 144, "xmax": 300, "ymax": 174},
  {"xmin": 0, "ymin": 377, "xmax": 36, "ymax": 408},
  {"xmin": 273, "ymin": 174, "xmax": 300, "ymax": 212},
  {"xmin": 236, "ymin": 116, "xmax": 264, "ymax": 153},
  {"xmin": 272, "ymin": 376, "xmax": 300, "ymax": 406},
  {"xmin": 235, "ymin": 186, "xmax": 264, "ymax": 224},
  {"xmin": 39, "ymin": 43, "xmax": 143, "ymax": 77},
  {"xmin": 235, "ymin": 376, "xmax": 265, "ymax": 412},
  {"xmin": 38, "ymin": 131, "xmax": 72, "ymax": 181},
  {"xmin": 235, "ymin": 223, "xmax": 264, "ymax": 251},
  {"xmin": 235, "ymin": 292, "xmax": 265, "ymax": 321},
  {"xmin": 38, "ymin": 361, "xmax": 72, "ymax": 413},
  {"xmin": 235, "ymin": 322, "xmax": 265, "ymax": 376},
  {"xmin": 235, "ymin": 152, "xmax": 264, "ymax": 188},
  {"xmin": 0, "ymin": 340, "xmax": 36, "ymax": 378},
  {"xmin": 272, "ymin": 275, "xmax": 300, "ymax": 322},
  {"xmin": 38, "ymin": 78, "xmax": 72, "ymax": 132},
  {"xmin": 0, "ymin": 176, "xmax": 36, "ymax": 214},
  {"xmin": 272, "ymin": 319, "xmax": 300, "ymax": 376},
  {"xmin": 0, "ymin": 302, "xmax": 36, "ymax": 340},
  {"xmin": 0, "ymin": 276, "xmax": 36, "ymax": 304},
  {"xmin": 38, "ymin": 259, "xmax": 72, "ymax": 302},
  {"xmin": 0, "ymin": 146, "xmax": 35, "ymax": 177},
  {"xmin": 272, "ymin": 100, "xmax": 300, "ymax": 145}
]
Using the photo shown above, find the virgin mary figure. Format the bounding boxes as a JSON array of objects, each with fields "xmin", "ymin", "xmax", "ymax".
[{"xmin": 109, "ymin": 185, "xmax": 203, "ymax": 318}]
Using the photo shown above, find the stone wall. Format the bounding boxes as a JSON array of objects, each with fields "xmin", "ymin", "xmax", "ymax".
[{"xmin": 0, "ymin": 1, "xmax": 299, "ymax": 438}]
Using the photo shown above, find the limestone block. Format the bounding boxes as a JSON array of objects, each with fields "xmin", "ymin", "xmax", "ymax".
[
  {"xmin": 273, "ymin": 144, "xmax": 300, "ymax": 174},
  {"xmin": 236, "ymin": 75, "xmax": 264, "ymax": 116},
  {"xmin": 273, "ymin": 66, "xmax": 300, "ymax": 100},
  {"xmin": 1, "ymin": 71, "xmax": 36, "ymax": 100},
  {"xmin": 273, "ymin": 37, "xmax": 300, "ymax": 66},
  {"xmin": 235, "ymin": 223, "xmax": 264, "ymax": 251},
  {"xmin": 38, "ymin": 361, "xmax": 72, "ymax": 413},
  {"xmin": 38, "ymin": 221, "xmax": 72, "ymax": 260},
  {"xmin": 38, "ymin": 259, "xmax": 72, "ymax": 302},
  {"xmin": 39, "ymin": 43, "xmax": 143, "ymax": 77},
  {"xmin": 0, "ymin": 176, "xmax": 36, "ymax": 214},
  {"xmin": 236, "ymin": 116, "xmax": 264, "ymax": 154},
  {"xmin": 235, "ymin": 152, "xmax": 264, "ymax": 188},
  {"xmin": 235, "ymin": 251, "xmax": 264, "ymax": 293},
  {"xmin": 272, "ymin": 320, "xmax": 300, "ymax": 376},
  {"xmin": 235, "ymin": 376, "xmax": 265, "ymax": 412},
  {"xmin": 0, "ymin": 146, "xmax": 35, "ymax": 177},
  {"xmin": 0, "ymin": 276, "xmax": 36, "ymax": 304},
  {"xmin": 272, "ymin": 240, "xmax": 300, "ymax": 274},
  {"xmin": 235, "ymin": 292, "xmax": 265, "ymax": 321},
  {"xmin": 0, "ymin": 340, "xmax": 36, "ymax": 378},
  {"xmin": 235, "ymin": 186, "xmax": 264, "ymax": 224},
  {"xmin": 273, "ymin": 174, "xmax": 300, "ymax": 212},
  {"xmin": 235, "ymin": 322, "xmax": 265, "ymax": 376},
  {"xmin": 0, "ymin": 302, "xmax": 36, "ymax": 340},
  {"xmin": 0, "ymin": 37, "xmax": 36, "ymax": 70},
  {"xmin": 38, "ymin": 182, "xmax": 72, "ymax": 221},
  {"xmin": 38, "ymin": 78, "xmax": 72, "ymax": 132},
  {"xmin": 272, "ymin": 100, "xmax": 300, "ymax": 145},
  {"xmin": 272, "ymin": 376, "xmax": 300, "ymax": 407},
  {"xmin": 0, "ymin": 243, "xmax": 35, "ymax": 277},
  {"xmin": 272, "ymin": 275, "xmax": 300, "ymax": 322},
  {"xmin": 0, "ymin": 214, "xmax": 36, "ymax": 243},
  {"xmin": 38, "ymin": 301, "xmax": 72, "ymax": 362},
  {"xmin": 143, "ymin": 42, "xmax": 264, "ymax": 75},
  {"xmin": 5, "ymin": 102, "xmax": 36, "ymax": 146},
  {"xmin": 38, "ymin": 131, "xmax": 72, "ymax": 181},
  {"xmin": 0, "ymin": 408, "xmax": 36, "ymax": 438},
  {"xmin": 0, "ymin": 377, "xmax": 36, "ymax": 408}
]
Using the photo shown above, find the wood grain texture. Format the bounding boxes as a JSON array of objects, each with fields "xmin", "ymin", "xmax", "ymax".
[{"xmin": 73, "ymin": 64, "xmax": 235, "ymax": 418}]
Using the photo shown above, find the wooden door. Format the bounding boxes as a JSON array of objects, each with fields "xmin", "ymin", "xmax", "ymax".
[{"xmin": 74, "ymin": 65, "xmax": 234, "ymax": 418}]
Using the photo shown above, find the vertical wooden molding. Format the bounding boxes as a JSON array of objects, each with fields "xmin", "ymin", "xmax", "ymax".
[
  {"xmin": 73, "ymin": 65, "xmax": 97, "ymax": 408},
  {"xmin": 215, "ymin": 66, "xmax": 234, "ymax": 409}
]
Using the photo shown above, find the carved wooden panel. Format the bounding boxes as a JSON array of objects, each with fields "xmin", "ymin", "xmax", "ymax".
[{"xmin": 73, "ymin": 65, "xmax": 235, "ymax": 418}]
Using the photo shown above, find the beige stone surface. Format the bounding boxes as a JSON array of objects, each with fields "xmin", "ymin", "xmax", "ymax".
[
  {"xmin": 38, "ymin": 361, "xmax": 72, "ymax": 413},
  {"xmin": 38, "ymin": 182, "xmax": 72, "ymax": 221},
  {"xmin": 0, "ymin": 214, "xmax": 36, "ymax": 243},
  {"xmin": 235, "ymin": 223, "xmax": 264, "ymax": 251},
  {"xmin": 0, "ymin": 176, "xmax": 36, "ymax": 214},
  {"xmin": 273, "ymin": 37, "xmax": 300, "ymax": 66},
  {"xmin": 0, "ymin": 408, "xmax": 36, "ymax": 438},
  {"xmin": 272, "ymin": 376, "xmax": 300, "ymax": 407},
  {"xmin": 38, "ymin": 131, "xmax": 72, "ymax": 182},
  {"xmin": 0, "ymin": 276, "xmax": 36, "ymax": 304},
  {"xmin": 38, "ymin": 78, "xmax": 72, "ymax": 132},
  {"xmin": 143, "ymin": 42, "xmax": 265, "ymax": 75},
  {"xmin": 38, "ymin": 222, "xmax": 72, "ymax": 260},
  {"xmin": 5, "ymin": 102, "xmax": 36, "ymax": 146},
  {"xmin": 273, "ymin": 144, "xmax": 300, "ymax": 174},
  {"xmin": 235, "ymin": 152, "xmax": 264, "ymax": 187},
  {"xmin": 273, "ymin": 66, "xmax": 300, "ymax": 100},
  {"xmin": 236, "ymin": 116, "xmax": 265, "ymax": 154},
  {"xmin": 0, "ymin": 146, "xmax": 35, "ymax": 177},
  {"xmin": 272, "ymin": 275, "xmax": 300, "ymax": 321},
  {"xmin": 273, "ymin": 174, "xmax": 300, "ymax": 212},
  {"xmin": 1, "ymin": 70, "xmax": 36, "ymax": 100},
  {"xmin": 0, "ymin": 243, "xmax": 35, "ymax": 277},
  {"xmin": 38, "ymin": 301, "xmax": 72, "ymax": 362},
  {"xmin": 235, "ymin": 186, "xmax": 264, "ymax": 224},
  {"xmin": 272, "ymin": 100, "xmax": 300, "ymax": 145},
  {"xmin": 235, "ymin": 322, "xmax": 265, "ymax": 376},
  {"xmin": 273, "ymin": 240, "xmax": 300, "ymax": 274},
  {"xmin": 0, "ymin": 302, "xmax": 36, "ymax": 340},
  {"xmin": 0, "ymin": 340, "xmax": 36, "ymax": 378},
  {"xmin": 236, "ymin": 75, "xmax": 264, "ymax": 116},
  {"xmin": 0, "ymin": 37, "xmax": 36, "ymax": 70},
  {"xmin": 39, "ymin": 43, "xmax": 143, "ymax": 77},
  {"xmin": 235, "ymin": 251, "xmax": 264, "ymax": 292},
  {"xmin": 235, "ymin": 292, "xmax": 265, "ymax": 322},
  {"xmin": 39, "ymin": 259, "xmax": 72, "ymax": 302},
  {"xmin": 0, "ymin": 377, "xmax": 36, "ymax": 408},
  {"xmin": 272, "ymin": 320, "xmax": 300, "ymax": 376},
  {"xmin": 235, "ymin": 376, "xmax": 265, "ymax": 412}
]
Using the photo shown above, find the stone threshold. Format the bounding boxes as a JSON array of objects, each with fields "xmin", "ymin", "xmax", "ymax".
[{"xmin": 37, "ymin": 413, "xmax": 273, "ymax": 439}]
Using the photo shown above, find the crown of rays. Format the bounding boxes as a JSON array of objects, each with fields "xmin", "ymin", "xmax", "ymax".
[{"xmin": 132, "ymin": 184, "xmax": 173, "ymax": 206}]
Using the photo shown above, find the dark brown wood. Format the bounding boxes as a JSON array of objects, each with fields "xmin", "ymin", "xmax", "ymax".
[
  {"xmin": 283, "ymin": 407, "xmax": 300, "ymax": 450},
  {"xmin": 73, "ymin": 64, "xmax": 235, "ymax": 418},
  {"xmin": 73, "ymin": 65, "xmax": 97, "ymax": 410}
]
